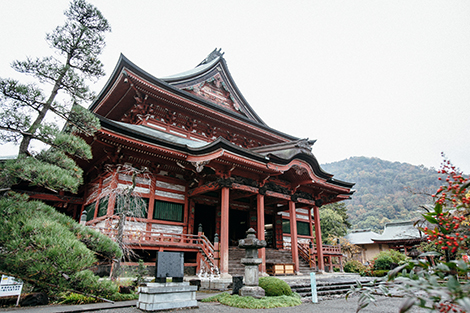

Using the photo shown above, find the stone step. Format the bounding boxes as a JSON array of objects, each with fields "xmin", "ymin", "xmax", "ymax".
[{"xmin": 288, "ymin": 279, "xmax": 375, "ymax": 298}]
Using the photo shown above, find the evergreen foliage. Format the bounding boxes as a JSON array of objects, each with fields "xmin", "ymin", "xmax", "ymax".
[
  {"xmin": 0, "ymin": 193, "xmax": 121, "ymax": 296},
  {"xmin": 322, "ymin": 157, "xmax": 443, "ymax": 231},
  {"xmin": 0, "ymin": 0, "xmax": 110, "ymax": 193},
  {"xmin": 317, "ymin": 202, "xmax": 351, "ymax": 243}
]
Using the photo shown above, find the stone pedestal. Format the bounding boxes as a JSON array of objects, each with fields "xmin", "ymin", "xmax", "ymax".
[
  {"xmin": 137, "ymin": 282, "xmax": 197, "ymax": 312},
  {"xmin": 239, "ymin": 285, "xmax": 266, "ymax": 298},
  {"xmin": 239, "ymin": 257, "xmax": 264, "ymax": 298}
]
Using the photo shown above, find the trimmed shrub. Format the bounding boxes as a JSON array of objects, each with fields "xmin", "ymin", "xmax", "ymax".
[
  {"xmin": 344, "ymin": 259, "xmax": 366, "ymax": 274},
  {"xmin": 373, "ymin": 250, "xmax": 408, "ymax": 270},
  {"xmin": 258, "ymin": 277, "xmax": 292, "ymax": 296},
  {"xmin": 374, "ymin": 255, "xmax": 394, "ymax": 270}
]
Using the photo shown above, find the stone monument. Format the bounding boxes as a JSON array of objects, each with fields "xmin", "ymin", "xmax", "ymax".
[
  {"xmin": 154, "ymin": 251, "xmax": 184, "ymax": 283},
  {"xmin": 137, "ymin": 252, "xmax": 197, "ymax": 311},
  {"xmin": 238, "ymin": 228, "xmax": 266, "ymax": 298}
]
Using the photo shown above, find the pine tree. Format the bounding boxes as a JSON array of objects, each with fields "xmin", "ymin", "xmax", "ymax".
[
  {"xmin": 0, "ymin": 0, "xmax": 121, "ymax": 299},
  {"xmin": 0, "ymin": 0, "xmax": 110, "ymax": 194}
]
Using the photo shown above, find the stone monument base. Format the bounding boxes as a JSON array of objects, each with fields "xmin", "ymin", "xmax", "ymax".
[
  {"xmin": 239, "ymin": 286, "xmax": 265, "ymax": 299},
  {"xmin": 137, "ymin": 282, "xmax": 198, "ymax": 312}
]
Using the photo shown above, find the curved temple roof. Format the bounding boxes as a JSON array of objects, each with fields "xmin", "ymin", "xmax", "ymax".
[
  {"xmin": 98, "ymin": 115, "xmax": 354, "ymax": 190},
  {"xmin": 89, "ymin": 51, "xmax": 277, "ymax": 135},
  {"xmin": 89, "ymin": 49, "xmax": 355, "ymax": 193}
]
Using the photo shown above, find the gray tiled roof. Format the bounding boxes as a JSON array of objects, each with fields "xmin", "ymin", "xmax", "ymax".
[
  {"xmin": 372, "ymin": 221, "xmax": 423, "ymax": 242},
  {"xmin": 160, "ymin": 56, "xmax": 220, "ymax": 81},
  {"xmin": 114, "ymin": 121, "xmax": 207, "ymax": 148},
  {"xmin": 344, "ymin": 229, "xmax": 381, "ymax": 245}
]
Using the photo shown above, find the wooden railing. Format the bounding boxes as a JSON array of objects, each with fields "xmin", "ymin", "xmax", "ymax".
[
  {"xmin": 283, "ymin": 241, "xmax": 341, "ymax": 254},
  {"xmin": 298, "ymin": 243, "xmax": 315, "ymax": 268},
  {"xmin": 284, "ymin": 241, "xmax": 342, "ymax": 268},
  {"xmin": 298, "ymin": 243, "xmax": 342, "ymax": 271},
  {"xmin": 91, "ymin": 227, "xmax": 219, "ymax": 276},
  {"xmin": 198, "ymin": 234, "xmax": 219, "ymax": 276},
  {"xmin": 296, "ymin": 242, "xmax": 342, "ymax": 255}
]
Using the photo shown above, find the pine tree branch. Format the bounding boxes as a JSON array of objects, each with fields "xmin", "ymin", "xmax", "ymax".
[{"xmin": 0, "ymin": 270, "xmax": 114, "ymax": 304}]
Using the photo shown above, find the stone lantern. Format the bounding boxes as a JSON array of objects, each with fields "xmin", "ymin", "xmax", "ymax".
[{"xmin": 238, "ymin": 228, "xmax": 266, "ymax": 298}]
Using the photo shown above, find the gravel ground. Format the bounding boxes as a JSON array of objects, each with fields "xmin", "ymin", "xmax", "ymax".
[{"xmin": 88, "ymin": 296, "xmax": 427, "ymax": 313}]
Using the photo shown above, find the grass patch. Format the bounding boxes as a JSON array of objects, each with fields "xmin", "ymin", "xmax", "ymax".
[{"xmin": 201, "ymin": 292, "xmax": 301, "ymax": 309}]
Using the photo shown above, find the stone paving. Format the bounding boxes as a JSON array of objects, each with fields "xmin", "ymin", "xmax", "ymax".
[
  {"xmin": 0, "ymin": 273, "xmax": 426, "ymax": 313},
  {"xmin": 0, "ymin": 296, "xmax": 427, "ymax": 313}
]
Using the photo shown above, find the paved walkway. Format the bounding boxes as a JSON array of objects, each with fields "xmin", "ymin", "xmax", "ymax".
[
  {"xmin": 0, "ymin": 296, "xmax": 426, "ymax": 313},
  {"xmin": 0, "ymin": 273, "xmax": 424, "ymax": 313}
]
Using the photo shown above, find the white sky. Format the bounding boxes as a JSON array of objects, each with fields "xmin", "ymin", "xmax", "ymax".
[{"xmin": 1, "ymin": 0, "xmax": 469, "ymax": 173}]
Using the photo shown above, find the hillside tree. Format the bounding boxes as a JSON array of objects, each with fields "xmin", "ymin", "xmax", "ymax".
[
  {"xmin": 0, "ymin": 0, "xmax": 110, "ymax": 194},
  {"xmin": 316, "ymin": 202, "xmax": 351, "ymax": 244}
]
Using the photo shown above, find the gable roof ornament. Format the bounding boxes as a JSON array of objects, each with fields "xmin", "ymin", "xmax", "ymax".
[
  {"xmin": 250, "ymin": 138, "xmax": 317, "ymax": 157},
  {"xmin": 198, "ymin": 48, "xmax": 225, "ymax": 66},
  {"xmin": 296, "ymin": 139, "xmax": 317, "ymax": 154}
]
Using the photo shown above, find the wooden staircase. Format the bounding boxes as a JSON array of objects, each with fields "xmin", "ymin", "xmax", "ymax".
[{"xmin": 228, "ymin": 247, "xmax": 314, "ymax": 276}]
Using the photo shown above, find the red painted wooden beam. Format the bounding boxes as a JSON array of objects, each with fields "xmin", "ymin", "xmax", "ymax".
[
  {"xmin": 289, "ymin": 201, "xmax": 299, "ymax": 273},
  {"xmin": 220, "ymin": 187, "xmax": 230, "ymax": 277},
  {"xmin": 313, "ymin": 205, "xmax": 324, "ymax": 272},
  {"xmin": 187, "ymin": 181, "xmax": 220, "ymax": 197}
]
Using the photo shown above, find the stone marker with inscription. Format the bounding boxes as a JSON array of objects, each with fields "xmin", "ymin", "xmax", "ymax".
[{"xmin": 137, "ymin": 252, "xmax": 197, "ymax": 312}]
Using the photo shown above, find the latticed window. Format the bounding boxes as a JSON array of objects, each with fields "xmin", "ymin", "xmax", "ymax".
[
  {"xmin": 282, "ymin": 220, "xmax": 311, "ymax": 236},
  {"xmin": 97, "ymin": 196, "xmax": 109, "ymax": 217},
  {"xmin": 85, "ymin": 201, "xmax": 96, "ymax": 221},
  {"xmin": 153, "ymin": 200, "xmax": 183, "ymax": 222},
  {"xmin": 114, "ymin": 195, "xmax": 149, "ymax": 218},
  {"xmin": 296, "ymin": 221, "xmax": 311, "ymax": 236}
]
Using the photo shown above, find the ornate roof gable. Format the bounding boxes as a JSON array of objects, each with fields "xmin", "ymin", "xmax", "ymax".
[{"xmin": 162, "ymin": 48, "xmax": 265, "ymax": 124}]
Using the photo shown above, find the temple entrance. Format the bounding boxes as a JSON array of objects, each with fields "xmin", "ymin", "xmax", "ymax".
[
  {"xmin": 229, "ymin": 209, "xmax": 249, "ymax": 246},
  {"xmin": 194, "ymin": 203, "xmax": 216, "ymax": 242}
]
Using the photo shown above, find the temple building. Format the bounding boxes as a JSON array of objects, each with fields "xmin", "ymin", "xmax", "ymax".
[{"xmin": 37, "ymin": 49, "xmax": 355, "ymax": 276}]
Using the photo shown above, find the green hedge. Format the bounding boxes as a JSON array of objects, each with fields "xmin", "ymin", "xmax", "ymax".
[
  {"xmin": 344, "ymin": 259, "xmax": 367, "ymax": 273},
  {"xmin": 258, "ymin": 277, "xmax": 292, "ymax": 296},
  {"xmin": 373, "ymin": 250, "xmax": 407, "ymax": 270}
]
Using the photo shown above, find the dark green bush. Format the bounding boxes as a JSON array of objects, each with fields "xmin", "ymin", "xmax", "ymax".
[
  {"xmin": 344, "ymin": 259, "xmax": 366, "ymax": 273},
  {"xmin": 374, "ymin": 255, "xmax": 394, "ymax": 270},
  {"xmin": 373, "ymin": 250, "xmax": 407, "ymax": 270},
  {"xmin": 258, "ymin": 277, "xmax": 292, "ymax": 296}
]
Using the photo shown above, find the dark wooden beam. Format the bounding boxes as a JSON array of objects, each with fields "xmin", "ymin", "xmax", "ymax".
[{"xmin": 21, "ymin": 190, "xmax": 84, "ymax": 204}]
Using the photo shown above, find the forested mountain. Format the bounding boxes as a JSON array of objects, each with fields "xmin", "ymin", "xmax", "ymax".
[{"xmin": 321, "ymin": 157, "xmax": 443, "ymax": 232}]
